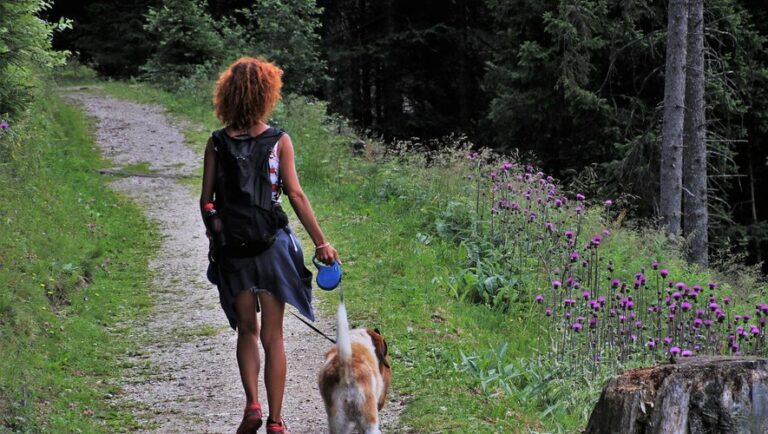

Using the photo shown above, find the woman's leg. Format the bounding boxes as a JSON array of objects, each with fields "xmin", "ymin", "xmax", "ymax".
[
  {"xmin": 258, "ymin": 292, "xmax": 287, "ymax": 421},
  {"xmin": 234, "ymin": 290, "xmax": 261, "ymax": 404}
]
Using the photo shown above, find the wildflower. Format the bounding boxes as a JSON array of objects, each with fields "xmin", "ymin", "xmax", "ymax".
[
  {"xmin": 534, "ymin": 294, "xmax": 544, "ymax": 303},
  {"xmin": 669, "ymin": 346, "xmax": 681, "ymax": 356},
  {"xmin": 501, "ymin": 161, "xmax": 513, "ymax": 171},
  {"xmin": 589, "ymin": 316, "xmax": 597, "ymax": 328},
  {"xmin": 703, "ymin": 319, "xmax": 713, "ymax": 328},
  {"xmin": 660, "ymin": 269, "xmax": 669, "ymax": 278},
  {"xmin": 681, "ymin": 301, "xmax": 692, "ymax": 311},
  {"xmin": 570, "ymin": 251, "xmax": 579, "ymax": 262},
  {"xmin": 709, "ymin": 302, "xmax": 719, "ymax": 311},
  {"xmin": 651, "ymin": 261, "xmax": 659, "ymax": 270},
  {"xmin": 581, "ymin": 259, "xmax": 588, "ymax": 267},
  {"xmin": 466, "ymin": 152, "xmax": 478, "ymax": 161},
  {"xmin": 635, "ymin": 320, "xmax": 643, "ymax": 328},
  {"xmin": 611, "ymin": 278, "xmax": 620, "ymax": 288},
  {"xmin": 554, "ymin": 199, "xmax": 562, "ymax": 208},
  {"xmin": 681, "ymin": 350, "xmax": 693, "ymax": 357},
  {"xmin": 723, "ymin": 296, "xmax": 731, "ymax": 305},
  {"xmin": 693, "ymin": 318, "xmax": 703, "ymax": 327},
  {"xmin": 545, "ymin": 222, "xmax": 555, "ymax": 233},
  {"xmin": 564, "ymin": 230, "xmax": 574, "ymax": 239},
  {"xmin": 647, "ymin": 340, "xmax": 656, "ymax": 349},
  {"xmin": 605, "ymin": 199, "xmax": 613, "ymax": 207},
  {"xmin": 591, "ymin": 235, "xmax": 602, "ymax": 246},
  {"xmin": 603, "ymin": 229, "xmax": 611, "ymax": 236},
  {"xmin": 0, "ymin": 120, "xmax": 8, "ymax": 130},
  {"xmin": 597, "ymin": 296, "xmax": 606, "ymax": 305},
  {"xmin": 571, "ymin": 323, "xmax": 583, "ymax": 331},
  {"xmin": 576, "ymin": 206, "xmax": 583, "ymax": 215},
  {"xmin": 675, "ymin": 282, "xmax": 686, "ymax": 290},
  {"xmin": 663, "ymin": 336, "xmax": 672, "ymax": 345},
  {"xmin": 708, "ymin": 281, "xmax": 718, "ymax": 289},
  {"xmin": 751, "ymin": 326, "xmax": 761, "ymax": 336},
  {"xmin": 552, "ymin": 280, "xmax": 562, "ymax": 289},
  {"xmin": 545, "ymin": 308, "xmax": 552, "ymax": 316},
  {"xmin": 581, "ymin": 290, "xmax": 590, "ymax": 300},
  {"xmin": 672, "ymin": 292, "xmax": 682, "ymax": 300},
  {"xmin": 490, "ymin": 171, "xmax": 497, "ymax": 180},
  {"xmin": 576, "ymin": 193, "xmax": 586, "ymax": 201},
  {"xmin": 630, "ymin": 334, "xmax": 638, "ymax": 342}
]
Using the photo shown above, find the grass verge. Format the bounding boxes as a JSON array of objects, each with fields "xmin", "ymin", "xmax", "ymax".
[{"xmin": 0, "ymin": 85, "xmax": 156, "ymax": 432}]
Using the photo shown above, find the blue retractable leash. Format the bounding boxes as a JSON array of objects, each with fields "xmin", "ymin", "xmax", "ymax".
[{"xmin": 286, "ymin": 258, "xmax": 343, "ymax": 344}]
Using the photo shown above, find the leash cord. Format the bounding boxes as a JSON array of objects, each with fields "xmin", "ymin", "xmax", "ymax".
[
  {"xmin": 288, "ymin": 310, "xmax": 336, "ymax": 344},
  {"xmin": 288, "ymin": 285, "xmax": 345, "ymax": 345}
]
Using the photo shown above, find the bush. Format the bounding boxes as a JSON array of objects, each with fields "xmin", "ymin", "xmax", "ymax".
[
  {"xmin": 142, "ymin": 0, "xmax": 224, "ymax": 89},
  {"xmin": 0, "ymin": 0, "xmax": 69, "ymax": 119}
]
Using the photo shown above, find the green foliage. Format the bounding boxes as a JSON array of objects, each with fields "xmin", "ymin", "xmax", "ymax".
[
  {"xmin": 142, "ymin": 0, "xmax": 224, "ymax": 88},
  {"xmin": 0, "ymin": 0, "xmax": 69, "ymax": 119},
  {"xmin": 0, "ymin": 88, "xmax": 155, "ymax": 432},
  {"xmin": 220, "ymin": 0, "xmax": 325, "ymax": 94}
]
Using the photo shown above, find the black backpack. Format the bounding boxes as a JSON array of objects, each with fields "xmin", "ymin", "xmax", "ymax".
[{"xmin": 212, "ymin": 127, "xmax": 289, "ymax": 256}]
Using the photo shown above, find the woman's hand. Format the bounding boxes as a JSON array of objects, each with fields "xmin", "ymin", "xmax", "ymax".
[{"xmin": 315, "ymin": 243, "xmax": 340, "ymax": 265}]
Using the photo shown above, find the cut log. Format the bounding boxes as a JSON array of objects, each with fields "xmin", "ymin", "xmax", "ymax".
[{"xmin": 585, "ymin": 356, "xmax": 768, "ymax": 434}]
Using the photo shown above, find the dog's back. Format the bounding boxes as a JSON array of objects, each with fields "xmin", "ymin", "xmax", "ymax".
[{"xmin": 318, "ymin": 302, "xmax": 390, "ymax": 434}]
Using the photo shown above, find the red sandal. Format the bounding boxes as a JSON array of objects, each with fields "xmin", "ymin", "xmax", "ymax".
[
  {"xmin": 266, "ymin": 417, "xmax": 288, "ymax": 434},
  {"xmin": 236, "ymin": 402, "xmax": 263, "ymax": 434}
]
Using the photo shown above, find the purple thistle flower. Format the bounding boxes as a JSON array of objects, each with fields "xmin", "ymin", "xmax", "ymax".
[
  {"xmin": 704, "ymin": 319, "xmax": 713, "ymax": 328},
  {"xmin": 570, "ymin": 251, "xmax": 579, "ymax": 262},
  {"xmin": 545, "ymin": 308, "xmax": 552, "ymax": 316},
  {"xmin": 660, "ymin": 269, "xmax": 669, "ymax": 278},
  {"xmin": 675, "ymin": 282, "xmax": 686, "ymax": 290},
  {"xmin": 576, "ymin": 206, "xmax": 583, "ymax": 215},
  {"xmin": 576, "ymin": 193, "xmax": 586, "ymax": 201},
  {"xmin": 571, "ymin": 323, "xmax": 583, "ymax": 331},
  {"xmin": 723, "ymin": 296, "xmax": 731, "ymax": 305},
  {"xmin": 0, "ymin": 120, "xmax": 8, "ymax": 130},
  {"xmin": 651, "ymin": 261, "xmax": 659, "ymax": 270},
  {"xmin": 751, "ymin": 326, "xmax": 761, "ymax": 336},
  {"xmin": 709, "ymin": 302, "xmax": 719, "ymax": 311},
  {"xmin": 605, "ymin": 199, "xmax": 613, "ymax": 207},
  {"xmin": 693, "ymin": 318, "xmax": 703, "ymax": 327},
  {"xmin": 672, "ymin": 292, "xmax": 682, "ymax": 300},
  {"xmin": 708, "ymin": 281, "xmax": 718, "ymax": 289},
  {"xmin": 545, "ymin": 221, "xmax": 556, "ymax": 233},
  {"xmin": 589, "ymin": 316, "xmax": 597, "ymax": 328},
  {"xmin": 554, "ymin": 199, "xmax": 563, "ymax": 208},
  {"xmin": 681, "ymin": 350, "xmax": 693, "ymax": 357},
  {"xmin": 743, "ymin": 314, "xmax": 752, "ymax": 323},
  {"xmin": 564, "ymin": 230, "xmax": 574, "ymax": 239},
  {"xmin": 647, "ymin": 340, "xmax": 656, "ymax": 349},
  {"xmin": 582, "ymin": 290, "xmax": 591, "ymax": 300},
  {"xmin": 501, "ymin": 161, "xmax": 513, "ymax": 171},
  {"xmin": 466, "ymin": 152, "xmax": 478, "ymax": 161},
  {"xmin": 598, "ymin": 296, "xmax": 606, "ymax": 305},
  {"xmin": 611, "ymin": 278, "xmax": 620, "ymax": 288},
  {"xmin": 681, "ymin": 301, "xmax": 692, "ymax": 311},
  {"xmin": 635, "ymin": 320, "xmax": 643, "ymax": 328},
  {"xmin": 663, "ymin": 336, "xmax": 672, "ymax": 345},
  {"xmin": 534, "ymin": 294, "xmax": 544, "ymax": 303},
  {"xmin": 552, "ymin": 280, "xmax": 562, "ymax": 289},
  {"xmin": 581, "ymin": 259, "xmax": 588, "ymax": 267},
  {"xmin": 669, "ymin": 346, "xmax": 681, "ymax": 355},
  {"xmin": 591, "ymin": 235, "xmax": 602, "ymax": 246}
]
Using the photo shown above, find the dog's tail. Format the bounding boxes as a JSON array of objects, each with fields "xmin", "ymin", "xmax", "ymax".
[{"xmin": 336, "ymin": 301, "xmax": 352, "ymax": 382}]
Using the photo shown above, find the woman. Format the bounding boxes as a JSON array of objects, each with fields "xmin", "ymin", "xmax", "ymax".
[{"xmin": 200, "ymin": 57, "xmax": 339, "ymax": 434}]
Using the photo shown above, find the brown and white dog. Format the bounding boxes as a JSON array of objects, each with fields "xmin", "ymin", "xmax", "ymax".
[{"xmin": 318, "ymin": 302, "xmax": 391, "ymax": 434}]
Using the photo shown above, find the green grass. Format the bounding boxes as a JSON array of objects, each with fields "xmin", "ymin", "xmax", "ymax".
[{"xmin": 0, "ymin": 85, "xmax": 157, "ymax": 432}]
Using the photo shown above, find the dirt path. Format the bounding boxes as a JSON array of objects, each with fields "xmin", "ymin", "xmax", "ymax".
[{"xmin": 64, "ymin": 89, "xmax": 400, "ymax": 433}]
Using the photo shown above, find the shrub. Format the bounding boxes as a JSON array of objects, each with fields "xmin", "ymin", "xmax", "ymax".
[{"xmin": 141, "ymin": 0, "xmax": 224, "ymax": 88}]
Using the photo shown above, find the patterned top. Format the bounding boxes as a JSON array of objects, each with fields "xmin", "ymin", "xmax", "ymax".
[{"xmin": 269, "ymin": 141, "xmax": 281, "ymax": 203}]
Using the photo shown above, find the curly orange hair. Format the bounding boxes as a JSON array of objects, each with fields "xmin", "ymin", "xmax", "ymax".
[{"xmin": 213, "ymin": 57, "xmax": 283, "ymax": 129}]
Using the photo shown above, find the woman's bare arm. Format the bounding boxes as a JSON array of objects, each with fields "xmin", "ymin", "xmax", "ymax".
[{"xmin": 279, "ymin": 134, "xmax": 340, "ymax": 264}]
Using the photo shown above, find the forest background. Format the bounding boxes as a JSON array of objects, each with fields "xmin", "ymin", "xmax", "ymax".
[
  {"xmin": 43, "ymin": 0, "xmax": 768, "ymax": 271},
  {"xmin": 3, "ymin": 0, "xmax": 768, "ymax": 432}
]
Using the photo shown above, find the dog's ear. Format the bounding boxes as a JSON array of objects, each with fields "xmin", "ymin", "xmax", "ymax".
[{"xmin": 367, "ymin": 329, "xmax": 390, "ymax": 369}]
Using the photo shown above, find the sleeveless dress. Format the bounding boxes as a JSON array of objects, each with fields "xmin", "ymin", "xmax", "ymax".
[{"xmin": 211, "ymin": 127, "xmax": 314, "ymax": 329}]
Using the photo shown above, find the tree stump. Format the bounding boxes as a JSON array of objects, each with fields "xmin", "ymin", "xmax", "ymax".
[{"xmin": 585, "ymin": 356, "xmax": 768, "ymax": 434}]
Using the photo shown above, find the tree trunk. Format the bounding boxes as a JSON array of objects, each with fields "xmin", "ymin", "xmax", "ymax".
[
  {"xmin": 660, "ymin": 0, "xmax": 689, "ymax": 238},
  {"xmin": 585, "ymin": 357, "xmax": 768, "ymax": 434},
  {"xmin": 683, "ymin": 0, "xmax": 708, "ymax": 267}
]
